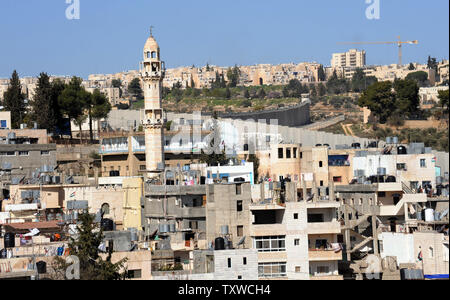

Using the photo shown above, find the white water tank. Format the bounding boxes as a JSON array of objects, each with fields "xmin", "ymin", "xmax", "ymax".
[{"xmin": 425, "ymin": 209, "xmax": 435, "ymax": 222}]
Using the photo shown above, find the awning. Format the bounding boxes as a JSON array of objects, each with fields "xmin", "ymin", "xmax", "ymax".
[
  {"xmin": 424, "ymin": 274, "xmax": 449, "ymax": 279},
  {"xmin": 2, "ymin": 221, "xmax": 62, "ymax": 234}
]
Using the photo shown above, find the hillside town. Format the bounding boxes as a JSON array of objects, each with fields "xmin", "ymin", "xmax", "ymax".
[{"xmin": 0, "ymin": 27, "xmax": 448, "ymax": 282}]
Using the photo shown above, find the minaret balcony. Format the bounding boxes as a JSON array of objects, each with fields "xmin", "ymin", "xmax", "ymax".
[
  {"xmin": 139, "ymin": 70, "xmax": 165, "ymax": 79},
  {"xmin": 142, "ymin": 118, "xmax": 163, "ymax": 128}
]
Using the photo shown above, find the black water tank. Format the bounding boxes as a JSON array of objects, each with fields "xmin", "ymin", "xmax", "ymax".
[
  {"xmin": 101, "ymin": 218, "xmax": 114, "ymax": 231},
  {"xmin": 4, "ymin": 232, "xmax": 15, "ymax": 248},
  {"xmin": 215, "ymin": 237, "xmax": 225, "ymax": 250},
  {"xmin": 386, "ymin": 176, "xmax": 396, "ymax": 183},
  {"xmin": 397, "ymin": 146, "xmax": 407, "ymax": 155},
  {"xmin": 36, "ymin": 261, "xmax": 47, "ymax": 274}
]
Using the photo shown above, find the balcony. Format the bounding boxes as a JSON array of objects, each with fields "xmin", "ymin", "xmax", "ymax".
[
  {"xmin": 250, "ymin": 224, "xmax": 286, "ymax": 237},
  {"xmin": 308, "ymin": 249, "xmax": 343, "ymax": 261},
  {"xmin": 307, "ymin": 221, "xmax": 341, "ymax": 234},
  {"xmin": 310, "ymin": 275, "xmax": 344, "ymax": 280},
  {"xmin": 379, "ymin": 193, "xmax": 427, "ymax": 216}
]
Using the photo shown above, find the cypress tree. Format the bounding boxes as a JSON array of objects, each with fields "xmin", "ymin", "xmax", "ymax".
[{"xmin": 3, "ymin": 70, "xmax": 26, "ymax": 129}]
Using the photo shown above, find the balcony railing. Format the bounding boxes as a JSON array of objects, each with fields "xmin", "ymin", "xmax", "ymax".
[{"xmin": 308, "ymin": 249, "xmax": 343, "ymax": 261}]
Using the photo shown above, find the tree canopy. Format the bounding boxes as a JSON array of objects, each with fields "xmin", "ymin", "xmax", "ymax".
[
  {"xmin": 405, "ymin": 71, "xmax": 429, "ymax": 87},
  {"xmin": 2, "ymin": 70, "xmax": 26, "ymax": 129},
  {"xmin": 358, "ymin": 80, "xmax": 421, "ymax": 124},
  {"xmin": 358, "ymin": 81, "xmax": 396, "ymax": 124},
  {"xmin": 128, "ymin": 78, "xmax": 143, "ymax": 99},
  {"xmin": 52, "ymin": 211, "xmax": 127, "ymax": 280}
]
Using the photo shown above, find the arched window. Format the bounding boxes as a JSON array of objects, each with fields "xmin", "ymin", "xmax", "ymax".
[
  {"xmin": 101, "ymin": 203, "xmax": 110, "ymax": 215},
  {"xmin": 429, "ymin": 247, "xmax": 434, "ymax": 258},
  {"xmin": 151, "ymin": 51, "xmax": 157, "ymax": 58},
  {"xmin": 146, "ymin": 52, "xmax": 151, "ymax": 59}
]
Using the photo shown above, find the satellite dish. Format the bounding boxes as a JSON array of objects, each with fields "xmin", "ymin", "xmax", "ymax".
[{"xmin": 237, "ymin": 236, "xmax": 246, "ymax": 247}]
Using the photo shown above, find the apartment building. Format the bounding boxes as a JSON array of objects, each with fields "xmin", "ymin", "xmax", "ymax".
[
  {"xmin": 143, "ymin": 184, "xmax": 207, "ymax": 251},
  {"xmin": 331, "ymin": 49, "xmax": 366, "ymax": 68}
]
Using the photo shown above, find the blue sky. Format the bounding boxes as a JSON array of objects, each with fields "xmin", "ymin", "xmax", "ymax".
[{"xmin": 0, "ymin": 0, "xmax": 448, "ymax": 78}]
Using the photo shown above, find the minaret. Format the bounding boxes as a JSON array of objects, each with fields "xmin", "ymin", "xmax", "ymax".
[{"xmin": 140, "ymin": 29, "xmax": 165, "ymax": 179}]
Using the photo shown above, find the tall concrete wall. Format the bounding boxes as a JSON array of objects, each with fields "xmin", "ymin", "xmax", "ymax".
[{"xmin": 220, "ymin": 102, "xmax": 311, "ymax": 127}]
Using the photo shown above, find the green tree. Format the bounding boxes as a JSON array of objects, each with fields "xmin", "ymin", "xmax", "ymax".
[
  {"xmin": 427, "ymin": 56, "xmax": 438, "ymax": 73},
  {"xmin": 225, "ymin": 87, "xmax": 231, "ymax": 99},
  {"xmin": 317, "ymin": 65, "xmax": 326, "ymax": 82},
  {"xmin": 58, "ymin": 77, "xmax": 89, "ymax": 139},
  {"xmin": 227, "ymin": 65, "xmax": 240, "ymax": 88},
  {"xmin": 3, "ymin": 70, "xmax": 26, "ymax": 129},
  {"xmin": 257, "ymin": 88, "xmax": 266, "ymax": 99},
  {"xmin": 128, "ymin": 78, "xmax": 143, "ymax": 99},
  {"xmin": 351, "ymin": 68, "xmax": 378, "ymax": 92},
  {"xmin": 111, "ymin": 79, "xmax": 123, "ymax": 97},
  {"xmin": 199, "ymin": 112, "xmax": 227, "ymax": 166},
  {"xmin": 88, "ymin": 89, "xmax": 112, "ymax": 141},
  {"xmin": 438, "ymin": 89, "xmax": 449, "ymax": 112},
  {"xmin": 405, "ymin": 71, "xmax": 429, "ymax": 87},
  {"xmin": 317, "ymin": 83, "xmax": 326, "ymax": 97},
  {"xmin": 244, "ymin": 89, "xmax": 250, "ymax": 99},
  {"xmin": 358, "ymin": 81, "xmax": 396, "ymax": 124},
  {"xmin": 327, "ymin": 71, "xmax": 349, "ymax": 94},
  {"xmin": 51, "ymin": 211, "xmax": 127, "ymax": 280},
  {"xmin": 50, "ymin": 79, "xmax": 67, "ymax": 136},
  {"xmin": 31, "ymin": 73, "xmax": 57, "ymax": 132},
  {"xmin": 393, "ymin": 79, "xmax": 420, "ymax": 117}
]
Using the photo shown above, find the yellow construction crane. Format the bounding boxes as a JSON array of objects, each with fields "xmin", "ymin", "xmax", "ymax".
[{"xmin": 337, "ymin": 36, "xmax": 419, "ymax": 67}]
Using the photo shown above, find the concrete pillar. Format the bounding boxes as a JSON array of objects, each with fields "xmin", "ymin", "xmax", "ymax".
[
  {"xmin": 260, "ymin": 182, "xmax": 265, "ymax": 202},
  {"xmin": 94, "ymin": 167, "xmax": 99, "ymax": 186},
  {"xmin": 312, "ymin": 174, "xmax": 318, "ymax": 202},
  {"xmin": 330, "ymin": 180, "xmax": 335, "ymax": 202},
  {"xmin": 372, "ymin": 214, "xmax": 379, "ymax": 256},
  {"xmin": 344, "ymin": 204, "xmax": 351, "ymax": 258}
]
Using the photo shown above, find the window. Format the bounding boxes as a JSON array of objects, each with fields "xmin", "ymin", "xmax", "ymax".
[
  {"xmin": 300, "ymin": 152, "xmax": 303, "ymax": 159},
  {"xmin": 293, "ymin": 213, "xmax": 298, "ymax": 220},
  {"xmin": 308, "ymin": 214, "xmax": 324, "ymax": 223},
  {"xmin": 140, "ymin": 165, "xmax": 146, "ymax": 171},
  {"xmin": 237, "ymin": 226, "xmax": 244, "ymax": 237},
  {"xmin": 333, "ymin": 176, "xmax": 342, "ymax": 183},
  {"xmin": 127, "ymin": 269, "xmax": 142, "ymax": 279},
  {"xmin": 1, "ymin": 151, "xmax": 15, "ymax": 156},
  {"xmin": 286, "ymin": 148, "xmax": 291, "ymax": 159},
  {"xmin": 320, "ymin": 180, "xmax": 324, "ymax": 187},
  {"xmin": 101, "ymin": 203, "xmax": 110, "ymax": 215},
  {"xmin": 294, "ymin": 239, "xmax": 300, "ymax": 246},
  {"xmin": 41, "ymin": 150, "xmax": 50, "ymax": 156},
  {"xmin": 258, "ymin": 262, "xmax": 287, "ymax": 278},
  {"xmin": 236, "ymin": 200, "xmax": 243, "ymax": 212},
  {"xmin": 378, "ymin": 192, "xmax": 386, "ymax": 197},
  {"xmin": 19, "ymin": 151, "xmax": 29, "ymax": 156},
  {"xmin": 295, "ymin": 266, "xmax": 301, "ymax": 273},
  {"xmin": 293, "ymin": 148, "xmax": 297, "ymax": 159},
  {"xmin": 429, "ymin": 247, "xmax": 434, "ymax": 258},
  {"xmin": 236, "ymin": 184, "xmax": 242, "ymax": 195},
  {"xmin": 420, "ymin": 159, "xmax": 426, "ymax": 168},
  {"xmin": 243, "ymin": 257, "xmax": 247, "ymax": 265},
  {"xmin": 254, "ymin": 236, "xmax": 286, "ymax": 252},
  {"xmin": 228, "ymin": 258, "xmax": 232, "ymax": 268},
  {"xmin": 189, "ymin": 221, "xmax": 198, "ymax": 230},
  {"xmin": 397, "ymin": 163, "xmax": 407, "ymax": 171},
  {"xmin": 278, "ymin": 148, "xmax": 284, "ymax": 159},
  {"xmin": 317, "ymin": 266, "xmax": 330, "ymax": 274},
  {"xmin": 319, "ymin": 161, "xmax": 323, "ymax": 168}
]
